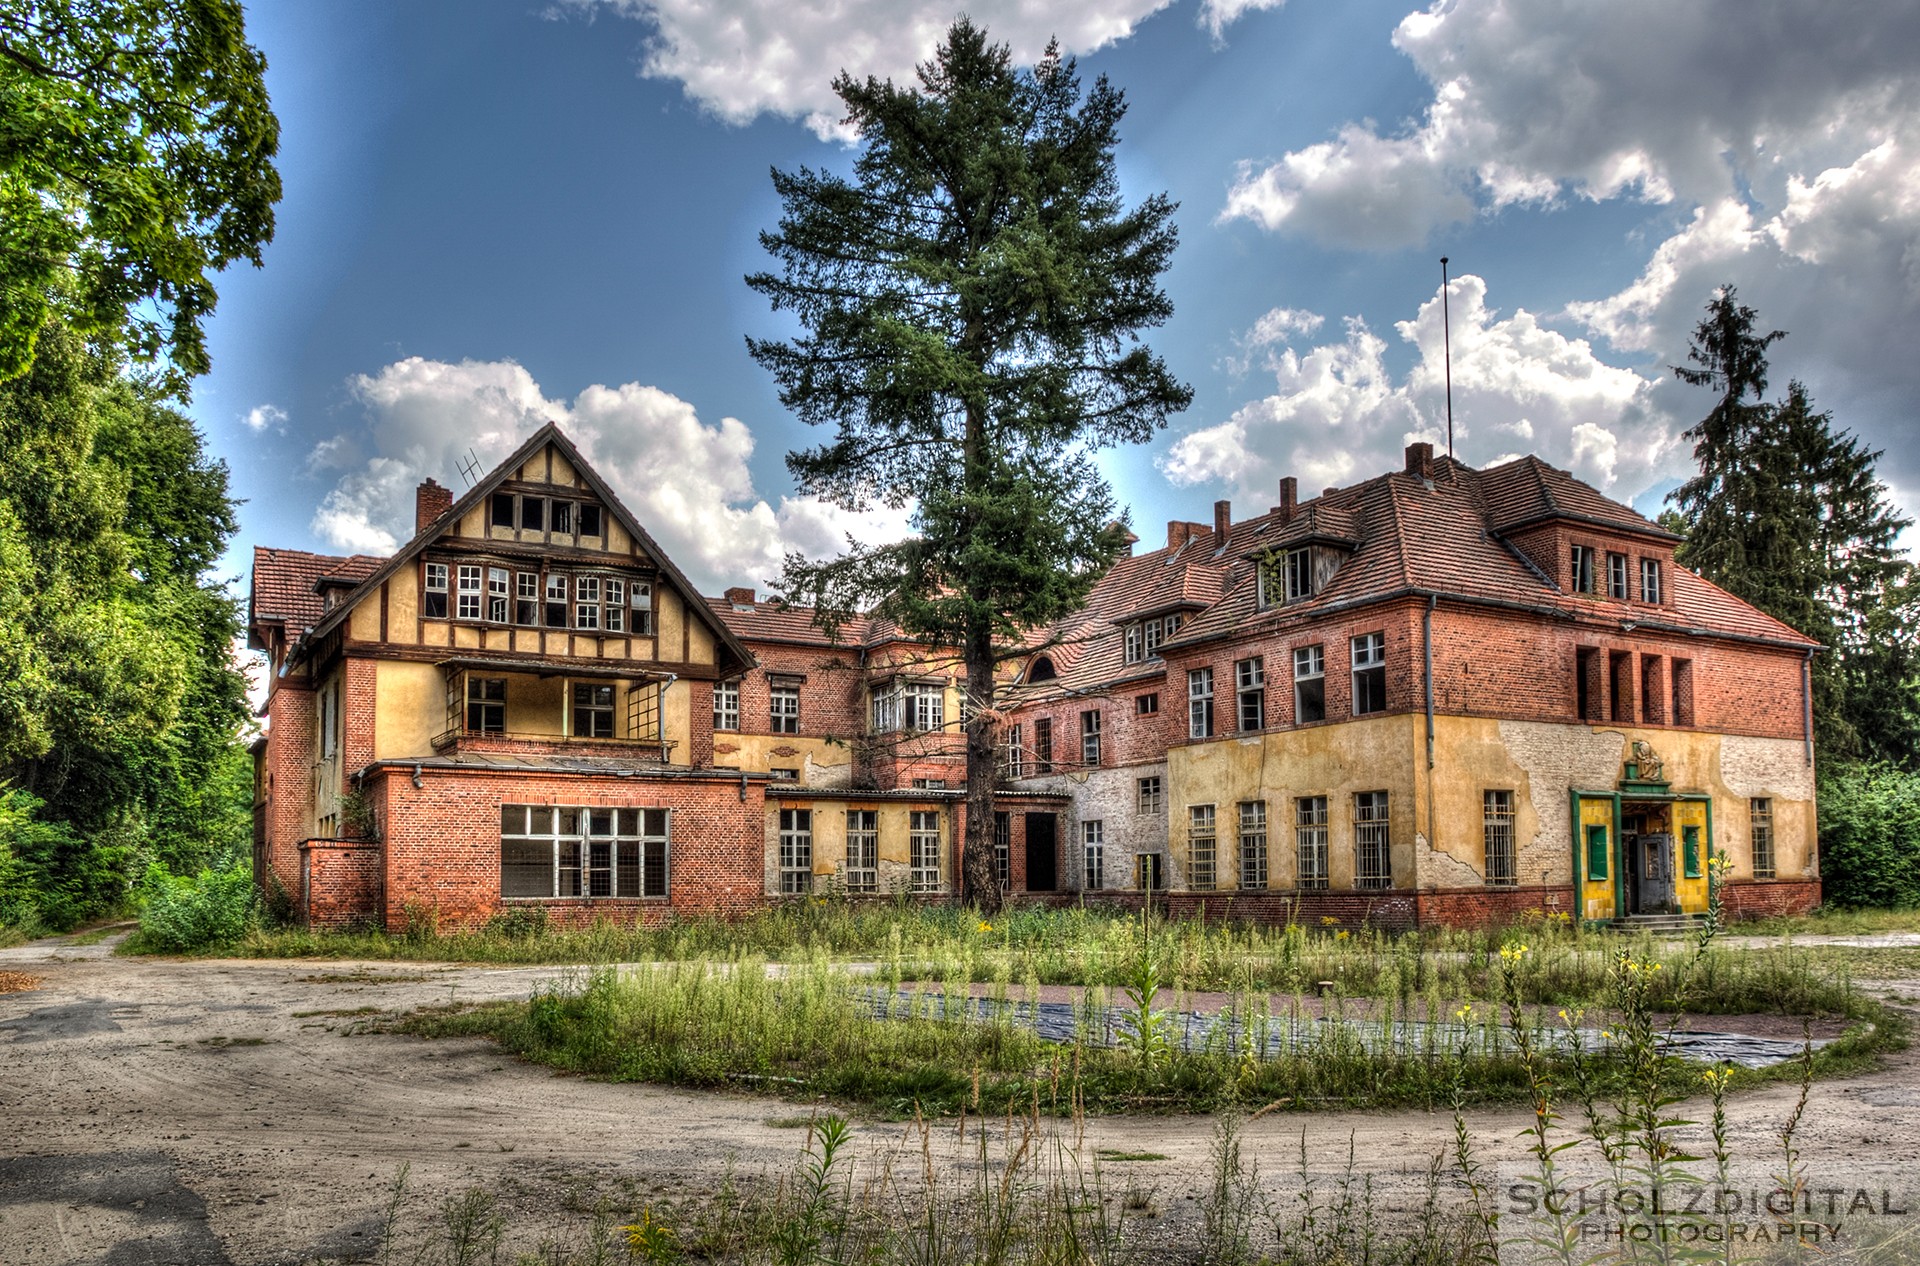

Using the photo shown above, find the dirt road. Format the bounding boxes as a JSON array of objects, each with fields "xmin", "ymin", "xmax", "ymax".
[{"xmin": 2, "ymin": 935, "xmax": 1916, "ymax": 1265}]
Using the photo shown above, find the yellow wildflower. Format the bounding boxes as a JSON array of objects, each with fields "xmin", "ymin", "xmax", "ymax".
[
  {"xmin": 1335, "ymin": 929, "xmax": 1350, "ymax": 940},
  {"xmin": 977, "ymin": 921, "xmax": 992, "ymax": 933}
]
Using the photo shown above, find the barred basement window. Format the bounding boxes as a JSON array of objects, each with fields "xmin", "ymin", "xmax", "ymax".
[
  {"xmin": 1751, "ymin": 798, "xmax": 1775, "ymax": 878},
  {"xmin": 457, "ymin": 565, "xmax": 482, "ymax": 620},
  {"xmin": 1238, "ymin": 800, "xmax": 1268, "ymax": 890},
  {"xmin": 1083, "ymin": 819, "xmax": 1105, "ymax": 890},
  {"xmin": 1293, "ymin": 644, "xmax": 1325, "ymax": 723},
  {"xmin": 572, "ymin": 683, "xmax": 614, "ymax": 738},
  {"xmin": 1484, "ymin": 790, "xmax": 1517, "ymax": 886},
  {"xmin": 1295, "ymin": 796, "xmax": 1328, "ymax": 890},
  {"xmin": 466, "ymin": 678, "xmax": 505, "ymax": 733},
  {"xmin": 778, "ymin": 808, "xmax": 813, "ymax": 894},
  {"xmin": 993, "ymin": 812, "xmax": 1011, "ymax": 886},
  {"xmin": 1137, "ymin": 776, "xmax": 1163, "ymax": 814},
  {"xmin": 1355, "ymin": 791, "xmax": 1390, "ymax": 889},
  {"xmin": 1081, "ymin": 709, "xmax": 1102, "ymax": 766},
  {"xmin": 1189, "ymin": 804, "xmax": 1217, "ymax": 891},
  {"xmin": 500, "ymin": 805, "xmax": 668, "ymax": 899},
  {"xmin": 845, "ymin": 810, "xmax": 878, "ymax": 892},
  {"xmin": 713, "ymin": 681, "xmax": 740, "ymax": 731},
  {"xmin": 1235, "ymin": 657, "xmax": 1265, "ymax": 732},
  {"xmin": 909, "ymin": 811, "xmax": 941, "ymax": 892},
  {"xmin": 424, "ymin": 563, "xmax": 449, "ymax": 618}
]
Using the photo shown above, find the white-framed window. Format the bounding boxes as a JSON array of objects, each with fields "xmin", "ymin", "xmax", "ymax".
[
  {"xmin": 1187, "ymin": 667, "xmax": 1214, "ymax": 739},
  {"xmin": 714, "ymin": 680, "xmax": 740, "ymax": 732},
  {"xmin": 1293, "ymin": 644, "xmax": 1325, "ymax": 723},
  {"xmin": 1571, "ymin": 545, "xmax": 1595, "ymax": 594},
  {"xmin": 1238, "ymin": 800, "xmax": 1268, "ymax": 890},
  {"xmin": 1751, "ymin": 797, "xmax": 1775, "ymax": 879},
  {"xmin": 1235, "ymin": 657, "xmax": 1264, "ymax": 732},
  {"xmin": 1137, "ymin": 776, "xmax": 1163, "ymax": 814},
  {"xmin": 1080, "ymin": 709, "xmax": 1101, "ymax": 766},
  {"xmin": 515, "ymin": 572, "xmax": 539, "ymax": 625},
  {"xmin": 870, "ymin": 687, "xmax": 899, "ymax": 733},
  {"xmin": 500, "ymin": 805, "xmax": 669, "ymax": 899},
  {"xmin": 1355, "ymin": 791, "xmax": 1391, "ymax": 889},
  {"xmin": 1189, "ymin": 804, "xmax": 1217, "ymax": 891},
  {"xmin": 909, "ymin": 810, "xmax": 941, "ymax": 892},
  {"xmin": 993, "ymin": 812, "xmax": 1011, "ymax": 886},
  {"xmin": 1351, "ymin": 632, "xmax": 1386, "ymax": 716},
  {"xmin": 905, "ymin": 682, "xmax": 944, "ymax": 732},
  {"xmin": 572, "ymin": 682, "xmax": 614, "ymax": 738},
  {"xmin": 1641, "ymin": 558, "xmax": 1663, "ymax": 604},
  {"xmin": 575, "ymin": 575, "xmax": 601, "ymax": 630},
  {"xmin": 1295, "ymin": 796, "xmax": 1329, "ymax": 890},
  {"xmin": 423, "ymin": 562, "xmax": 449, "ymax": 618},
  {"xmin": 770, "ymin": 680, "xmax": 801, "ymax": 733},
  {"xmin": 1484, "ymin": 790, "xmax": 1517, "ymax": 886},
  {"xmin": 845, "ymin": 809, "xmax": 878, "ymax": 892},
  {"xmin": 778, "ymin": 808, "xmax": 812, "ymax": 894},
  {"xmin": 605, "ymin": 579, "xmax": 626, "ymax": 632},
  {"xmin": 1082, "ymin": 820, "xmax": 1105, "ymax": 890},
  {"xmin": 631, "ymin": 580, "xmax": 654, "ymax": 635},
  {"xmin": 466, "ymin": 677, "xmax": 505, "ymax": 733},
  {"xmin": 1608, "ymin": 552, "xmax": 1629, "ymax": 600},
  {"xmin": 1124, "ymin": 621, "xmax": 1143, "ymax": 664},
  {"xmin": 456, "ymin": 564, "xmax": 482, "ymax": 620},
  {"xmin": 544, "ymin": 573, "xmax": 568, "ymax": 627},
  {"xmin": 1004, "ymin": 723, "xmax": 1024, "ymax": 778},
  {"xmin": 487, "ymin": 567, "xmax": 510, "ymax": 623}
]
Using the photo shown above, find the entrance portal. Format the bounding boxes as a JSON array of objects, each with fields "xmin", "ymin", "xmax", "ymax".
[{"xmin": 1622, "ymin": 803, "xmax": 1677, "ymax": 914}]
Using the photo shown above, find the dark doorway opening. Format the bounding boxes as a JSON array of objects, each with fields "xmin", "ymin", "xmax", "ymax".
[{"xmin": 1024, "ymin": 813, "xmax": 1057, "ymax": 892}]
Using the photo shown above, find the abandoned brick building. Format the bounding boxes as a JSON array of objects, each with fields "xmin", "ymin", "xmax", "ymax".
[{"xmin": 249, "ymin": 426, "xmax": 1820, "ymax": 930}]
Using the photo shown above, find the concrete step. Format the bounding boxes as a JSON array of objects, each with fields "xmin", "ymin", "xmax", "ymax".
[{"xmin": 1606, "ymin": 914, "xmax": 1708, "ymax": 937}]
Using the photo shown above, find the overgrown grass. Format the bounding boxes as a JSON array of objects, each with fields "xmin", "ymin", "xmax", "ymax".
[
  {"xmin": 194, "ymin": 901, "xmax": 1875, "ymax": 1022},
  {"xmin": 1732, "ymin": 905, "xmax": 1920, "ymax": 937}
]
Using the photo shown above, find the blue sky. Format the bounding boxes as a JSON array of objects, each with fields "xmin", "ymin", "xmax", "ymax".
[{"xmin": 197, "ymin": 0, "xmax": 1920, "ymax": 595}]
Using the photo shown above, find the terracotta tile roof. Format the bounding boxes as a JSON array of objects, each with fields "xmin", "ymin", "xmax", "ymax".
[
  {"xmin": 1477, "ymin": 455, "xmax": 1678, "ymax": 539},
  {"xmin": 707, "ymin": 596, "xmax": 875, "ymax": 648},
  {"xmin": 250, "ymin": 547, "xmax": 355, "ymax": 633}
]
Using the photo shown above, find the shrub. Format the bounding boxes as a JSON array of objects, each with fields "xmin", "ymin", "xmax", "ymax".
[
  {"xmin": 137, "ymin": 861, "xmax": 258, "ymax": 951},
  {"xmin": 1819, "ymin": 761, "xmax": 1920, "ymax": 908}
]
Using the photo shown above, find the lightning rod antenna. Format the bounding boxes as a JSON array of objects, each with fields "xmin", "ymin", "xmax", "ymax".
[{"xmin": 1440, "ymin": 256, "xmax": 1455, "ymax": 463}]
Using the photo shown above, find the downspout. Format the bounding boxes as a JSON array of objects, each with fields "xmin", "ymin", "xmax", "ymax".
[
  {"xmin": 1801, "ymin": 649, "xmax": 1815, "ymax": 767},
  {"xmin": 1423, "ymin": 594, "xmax": 1437, "ymax": 887}
]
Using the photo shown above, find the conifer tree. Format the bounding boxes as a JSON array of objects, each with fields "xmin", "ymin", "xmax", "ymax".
[
  {"xmin": 1670, "ymin": 287, "xmax": 1918, "ymax": 765},
  {"xmin": 748, "ymin": 21, "xmax": 1191, "ymax": 910}
]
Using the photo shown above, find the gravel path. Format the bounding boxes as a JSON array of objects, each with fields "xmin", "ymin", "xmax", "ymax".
[{"xmin": 1, "ymin": 933, "xmax": 1915, "ymax": 1265}]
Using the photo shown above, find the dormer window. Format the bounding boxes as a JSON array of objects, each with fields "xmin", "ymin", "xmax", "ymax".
[
  {"xmin": 1124, "ymin": 613, "xmax": 1183, "ymax": 664},
  {"xmin": 1607, "ymin": 552, "xmax": 1629, "ymax": 600},
  {"xmin": 1571, "ymin": 545, "xmax": 1595, "ymax": 594},
  {"xmin": 1640, "ymin": 558, "xmax": 1663, "ymax": 604},
  {"xmin": 1258, "ymin": 547, "xmax": 1314, "ymax": 607}
]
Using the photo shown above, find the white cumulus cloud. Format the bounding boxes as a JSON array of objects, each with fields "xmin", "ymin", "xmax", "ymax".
[
  {"xmin": 307, "ymin": 357, "xmax": 911, "ymax": 592},
  {"xmin": 1162, "ymin": 275, "xmax": 1680, "ymax": 505},
  {"xmin": 552, "ymin": 0, "xmax": 1178, "ymax": 140},
  {"xmin": 242, "ymin": 404, "xmax": 287, "ymax": 434}
]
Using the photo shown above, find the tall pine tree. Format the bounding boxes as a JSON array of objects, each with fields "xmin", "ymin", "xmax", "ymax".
[
  {"xmin": 1670, "ymin": 287, "xmax": 1918, "ymax": 766},
  {"xmin": 749, "ymin": 21, "xmax": 1191, "ymax": 911}
]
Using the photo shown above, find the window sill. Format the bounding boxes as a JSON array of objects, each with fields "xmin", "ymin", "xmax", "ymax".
[{"xmin": 501, "ymin": 895, "xmax": 670, "ymax": 903}]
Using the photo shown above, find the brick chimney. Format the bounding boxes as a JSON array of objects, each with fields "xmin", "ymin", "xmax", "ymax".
[
  {"xmin": 415, "ymin": 479, "xmax": 453, "ymax": 532},
  {"xmin": 1213, "ymin": 499, "xmax": 1232, "ymax": 539},
  {"xmin": 1404, "ymin": 441, "xmax": 1434, "ymax": 478},
  {"xmin": 724, "ymin": 586, "xmax": 756, "ymax": 606},
  {"xmin": 1166, "ymin": 520, "xmax": 1209, "ymax": 550},
  {"xmin": 1278, "ymin": 477, "xmax": 1297, "ymax": 525}
]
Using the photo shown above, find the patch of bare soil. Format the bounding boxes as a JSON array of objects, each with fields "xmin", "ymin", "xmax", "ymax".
[{"xmin": 0, "ymin": 948, "xmax": 1914, "ymax": 1265}]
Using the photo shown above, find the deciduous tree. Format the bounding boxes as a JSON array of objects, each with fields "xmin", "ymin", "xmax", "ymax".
[{"xmin": 749, "ymin": 21, "xmax": 1190, "ymax": 911}]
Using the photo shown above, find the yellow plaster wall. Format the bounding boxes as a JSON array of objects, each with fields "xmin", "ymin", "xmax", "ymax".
[
  {"xmin": 662, "ymin": 679, "xmax": 690, "ymax": 763},
  {"xmin": 713, "ymin": 734, "xmax": 852, "ymax": 777},
  {"xmin": 763, "ymin": 801, "xmax": 948, "ymax": 891},
  {"xmin": 388, "ymin": 568, "xmax": 418, "ymax": 642},
  {"xmin": 1672, "ymin": 799, "xmax": 1711, "ymax": 912},
  {"xmin": 1576, "ymin": 797, "xmax": 1617, "ymax": 921},
  {"xmin": 687, "ymin": 617, "xmax": 714, "ymax": 667},
  {"xmin": 373, "ymin": 661, "xmax": 442, "ymax": 759},
  {"xmin": 349, "ymin": 597, "xmax": 380, "ymax": 641},
  {"xmin": 656, "ymin": 587, "xmax": 684, "ymax": 659},
  {"xmin": 1166, "ymin": 714, "xmax": 1417, "ymax": 890}
]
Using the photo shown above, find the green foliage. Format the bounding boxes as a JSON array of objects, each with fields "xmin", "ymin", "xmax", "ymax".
[
  {"xmin": 0, "ymin": 316, "xmax": 251, "ymax": 926},
  {"xmin": 1817, "ymin": 762, "xmax": 1920, "ymax": 909},
  {"xmin": 1670, "ymin": 286, "xmax": 1920, "ymax": 768},
  {"xmin": 749, "ymin": 20, "xmax": 1190, "ymax": 909},
  {"xmin": 133, "ymin": 859, "xmax": 257, "ymax": 951},
  {"xmin": 0, "ymin": 0, "xmax": 280, "ymax": 386}
]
